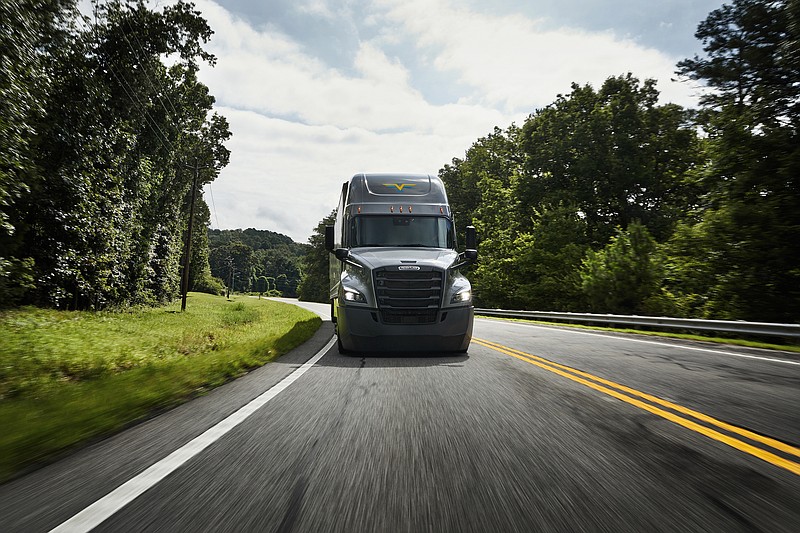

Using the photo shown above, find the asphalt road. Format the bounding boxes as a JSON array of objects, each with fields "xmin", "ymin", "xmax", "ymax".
[{"xmin": 1, "ymin": 299, "xmax": 798, "ymax": 532}]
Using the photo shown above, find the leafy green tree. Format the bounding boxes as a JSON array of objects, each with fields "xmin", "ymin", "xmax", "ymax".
[
  {"xmin": 672, "ymin": 0, "xmax": 800, "ymax": 321},
  {"xmin": 1, "ymin": 0, "xmax": 230, "ymax": 309},
  {"xmin": 469, "ymin": 174, "xmax": 518, "ymax": 308},
  {"xmin": 186, "ymin": 194, "xmax": 224, "ymax": 295},
  {"xmin": 209, "ymin": 241, "xmax": 253, "ymax": 293},
  {"xmin": 438, "ymin": 126, "xmax": 523, "ymax": 308},
  {"xmin": 510, "ymin": 204, "xmax": 590, "ymax": 311},
  {"xmin": 442, "ymin": 76, "xmax": 700, "ymax": 312},
  {"xmin": 209, "ymin": 229, "xmax": 305, "ymax": 297},
  {"xmin": 519, "ymin": 74, "xmax": 702, "ymax": 244},
  {"xmin": 580, "ymin": 222, "xmax": 663, "ymax": 314},
  {"xmin": 298, "ymin": 210, "xmax": 335, "ymax": 303},
  {"xmin": 255, "ymin": 275, "xmax": 268, "ymax": 298},
  {"xmin": 439, "ymin": 125, "xmax": 522, "ymax": 238},
  {"xmin": 265, "ymin": 276, "xmax": 276, "ymax": 295},
  {"xmin": 0, "ymin": 0, "xmax": 74, "ymax": 305}
]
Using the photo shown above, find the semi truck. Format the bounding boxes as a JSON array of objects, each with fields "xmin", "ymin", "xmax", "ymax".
[{"xmin": 325, "ymin": 173, "xmax": 477, "ymax": 354}]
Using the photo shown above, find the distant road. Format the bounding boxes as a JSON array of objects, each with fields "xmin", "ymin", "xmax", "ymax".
[{"xmin": 1, "ymin": 299, "xmax": 798, "ymax": 532}]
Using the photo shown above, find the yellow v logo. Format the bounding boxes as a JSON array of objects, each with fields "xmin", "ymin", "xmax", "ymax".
[{"xmin": 384, "ymin": 183, "xmax": 416, "ymax": 191}]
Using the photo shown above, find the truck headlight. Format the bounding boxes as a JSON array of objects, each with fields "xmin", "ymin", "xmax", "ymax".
[
  {"xmin": 343, "ymin": 287, "xmax": 366, "ymax": 303},
  {"xmin": 450, "ymin": 289, "xmax": 471, "ymax": 304}
]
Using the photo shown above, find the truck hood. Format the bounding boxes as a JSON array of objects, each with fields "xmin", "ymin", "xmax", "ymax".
[{"xmin": 349, "ymin": 247, "xmax": 459, "ymax": 270}]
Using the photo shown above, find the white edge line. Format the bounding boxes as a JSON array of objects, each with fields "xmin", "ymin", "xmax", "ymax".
[
  {"xmin": 50, "ymin": 335, "xmax": 337, "ymax": 533},
  {"xmin": 476, "ymin": 317, "xmax": 800, "ymax": 366}
]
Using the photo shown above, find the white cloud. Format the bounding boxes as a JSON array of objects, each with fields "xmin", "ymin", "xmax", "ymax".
[
  {"xmin": 197, "ymin": 2, "xmax": 507, "ymax": 135},
  {"xmin": 193, "ymin": 0, "xmax": 513, "ymax": 240},
  {"xmin": 376, "ymin": 0, "xmax": 700, "ymax": 110},
  {"xmin": 204, "ymin": 106, "xmax": 495, "ymax": 240}
]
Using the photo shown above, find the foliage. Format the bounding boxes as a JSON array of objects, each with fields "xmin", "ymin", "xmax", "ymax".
[
  {"xmin": 0, "ymin": 293, "xmax": 321, "ymax": 481},
  {"xmin": 441, "ymin": 75, "xmax": 699, "ymax": 311},
  {"xmin": 298, "ymin": 210, "xmax": 336, "ymax": 303},
  {"xmin": 439, "ymin": 127, "xmax": 522, "ymax": 307},
  {"xmin": 209, "ymin": 227, "xmax": 295, "ymax": 250},
  {"xmin": 440, "ymin": 2, "xmax": 799, "ymax": 322},
  {"xmin": 509, "ymin": 204, "xmax": 590, "ymax": 311},
  {"xmin": 580, "ymin": 222, "xmax": 663, "ymax": 314},
  {"xmin": 671, "ymin": 0, "xmax": 800, "ymax": 321},
  {"xmin": 207, "ymin": 229, "xmax": 306, "ymax": 297},
  {"xmin": 519, "ymin": 74, "xmax": 702, "ymax": 244},
  {"xmin": 0, "ymin": 0, "xmax": 230, "ymax": 309},
  {"xmin": 0, "ymin": 0, "xmax": 74, "ymax": 302}
]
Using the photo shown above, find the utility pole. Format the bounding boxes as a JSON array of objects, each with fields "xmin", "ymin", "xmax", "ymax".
[
  {"xmin": 181, "ymin": 159, "xmax": 211, "ymax": 312},
  {"xmin": 226, "ymin": 257, "xmax": 234, "ymax": 300}
]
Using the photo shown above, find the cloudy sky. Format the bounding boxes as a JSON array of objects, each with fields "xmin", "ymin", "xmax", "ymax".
[{"xmin": 184, "ymin": 0, "xmax": 723, "ymax": 243}]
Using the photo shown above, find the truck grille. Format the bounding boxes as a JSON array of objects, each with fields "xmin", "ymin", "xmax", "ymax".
[{"xmin": 374, "ymin": 267, "xmax": 443, "ymax": 324}]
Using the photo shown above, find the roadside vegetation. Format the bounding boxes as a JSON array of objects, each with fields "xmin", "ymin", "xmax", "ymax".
[
  {"xmin": 438, "ymin": 0, "xmax": 799, "ymax": 323},
  {"xmin": 0, "ymin": 293, "xmax": 321, "ymax": 482}
]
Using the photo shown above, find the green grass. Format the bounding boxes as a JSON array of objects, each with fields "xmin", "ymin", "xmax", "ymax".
[
  {"xmin": 0, "ymin": 293, "xmax": 321, "ymax": 482},
  {"xmin": 476, "ymin": 314, "xmax": 800, "ymax": 353}
]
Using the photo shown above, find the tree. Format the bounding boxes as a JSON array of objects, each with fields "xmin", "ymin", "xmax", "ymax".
[
  {"xmin": 519, "ymin": 74, "xmax": 702, "ymax": 244},
  {"xmin": 439, "ymin": 125, "xmax": 522, "ymax": 241},
  {"xmin": 0, "ymin": 0, "xmax": 230, "ymax": 309},
  {"xmin": 209, "ymin": 241, "xmax": 253, "ymax": 294},
  {"xmin": 297, "ymin": 210, "xmax": 335, "ymax": 303},
  {"xmin": 208, "ymin": 229, "xmax": 305, "ymax": 297},
  {"xmin": 0, "ymin": 0, "xmax": 74, "ymax": 304},
  {"xmin": 672, "ymin": 0, "xmax": 800, "ymax": 321},
  {"xmin": 580, "ymin": 222, "xmax": 663, "ymax": 314},
  {"xmin": 510, "ymin": 204, "xmax": 590, "ymax": 311},
  {"xmin": 438, "ymin": 125, "xmax": 523, "ymax": 308},
  {"xmin": 440, "ymin": 77, "xmax": 699, "ymax": 311}
]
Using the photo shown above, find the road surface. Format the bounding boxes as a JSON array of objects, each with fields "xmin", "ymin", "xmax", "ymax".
[{"xmin": 1, "ymin": 298, "xmax": 798, "ymax": 532}]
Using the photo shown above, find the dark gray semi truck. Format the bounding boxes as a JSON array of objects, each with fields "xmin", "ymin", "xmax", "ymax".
[{"xmin": 325, "ymin": 173, "xmax": 477, "ymax": 354}]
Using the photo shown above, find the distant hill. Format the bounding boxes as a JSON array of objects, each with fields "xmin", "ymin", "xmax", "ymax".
[
  {"xmin": 208, "ymin": 228, "xmax": 300, "ymax": 251},
  {"xmin": 208, "ymin": 229, "xmax": 309, "ymax": 297}
]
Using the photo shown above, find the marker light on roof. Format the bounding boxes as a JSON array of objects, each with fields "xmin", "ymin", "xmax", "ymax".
[
  {"xmin": 409, "ymin": 206, "xmax": 412, "ymax": 213},
  {"xmin": 390, "ymin": 206, "xmax": 394, "ymax": 213},
  {"xmin": 399, "ymin": 206, "xmax": 403, "ymax": 213}
]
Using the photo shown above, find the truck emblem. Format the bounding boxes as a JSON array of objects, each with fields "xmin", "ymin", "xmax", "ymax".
[
  {"xmin": 384, "ymin": 183, "xmax": 416, "ymax": 191},
  {"xmin": 398, "ymin": 265, "xmax": 421, "ymax": 271}
]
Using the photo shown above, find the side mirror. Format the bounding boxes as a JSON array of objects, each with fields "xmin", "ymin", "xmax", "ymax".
[
  {"xmin": 450, "ymin": 226, "xmax": 478, "ymax": 271},
  {"xmin": 465, "ymin": 225, "xmax": 477, "ymax": 261},
  {"xmin": 334, "ymin": 247, "xmax": 362, "ymax": 269},
  {"xmin": 325, "ymin": 225, "xmax": 335, "ymax": 252}
]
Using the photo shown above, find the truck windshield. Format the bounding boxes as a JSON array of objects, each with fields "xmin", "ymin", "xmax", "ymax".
[{"xmin": 349, "ymin": 216, "xmax": 455, "ymax": 248}]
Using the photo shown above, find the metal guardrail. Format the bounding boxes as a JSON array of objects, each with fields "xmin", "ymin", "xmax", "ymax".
[{"xmin": 474, "ymin": 309, "xmax": 800, "ymax": 339}]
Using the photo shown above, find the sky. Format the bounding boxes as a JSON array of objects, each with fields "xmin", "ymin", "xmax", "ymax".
[{"xmin": 176, "ymin": 0, "xmax": 724, "ymax": 243}]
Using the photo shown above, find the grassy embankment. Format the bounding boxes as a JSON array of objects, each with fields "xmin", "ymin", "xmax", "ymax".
[{"xmin": 0, "ymin": 293, "xmax": 321, "ymax": 482}]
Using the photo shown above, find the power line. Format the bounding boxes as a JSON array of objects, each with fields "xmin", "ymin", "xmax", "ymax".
[
  {"xmin": 88, "ymin": 2, "xmax": 176, "ymax": 155},
  {"xmin": 207, "ymin": 182, "xmax": 221, "ymax": 229},
  {"xmin": 117, "ymin": 2, "xmax": 182, "ymax": 121}
]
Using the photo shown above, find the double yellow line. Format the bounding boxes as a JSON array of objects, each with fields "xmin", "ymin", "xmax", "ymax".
[{"xmin": 473, "ymin": 338, "xmax": 800, "ymax": 476}]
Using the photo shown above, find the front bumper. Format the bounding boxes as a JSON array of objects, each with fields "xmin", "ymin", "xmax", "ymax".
[{"xmin": 337, "ymin": 305, "xmax": 474, "ymax": 353}]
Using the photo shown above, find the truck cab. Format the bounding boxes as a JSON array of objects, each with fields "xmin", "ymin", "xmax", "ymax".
[{"xmin": 325, "ymin": 173, "xmax": 477, "ymax": 353}]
